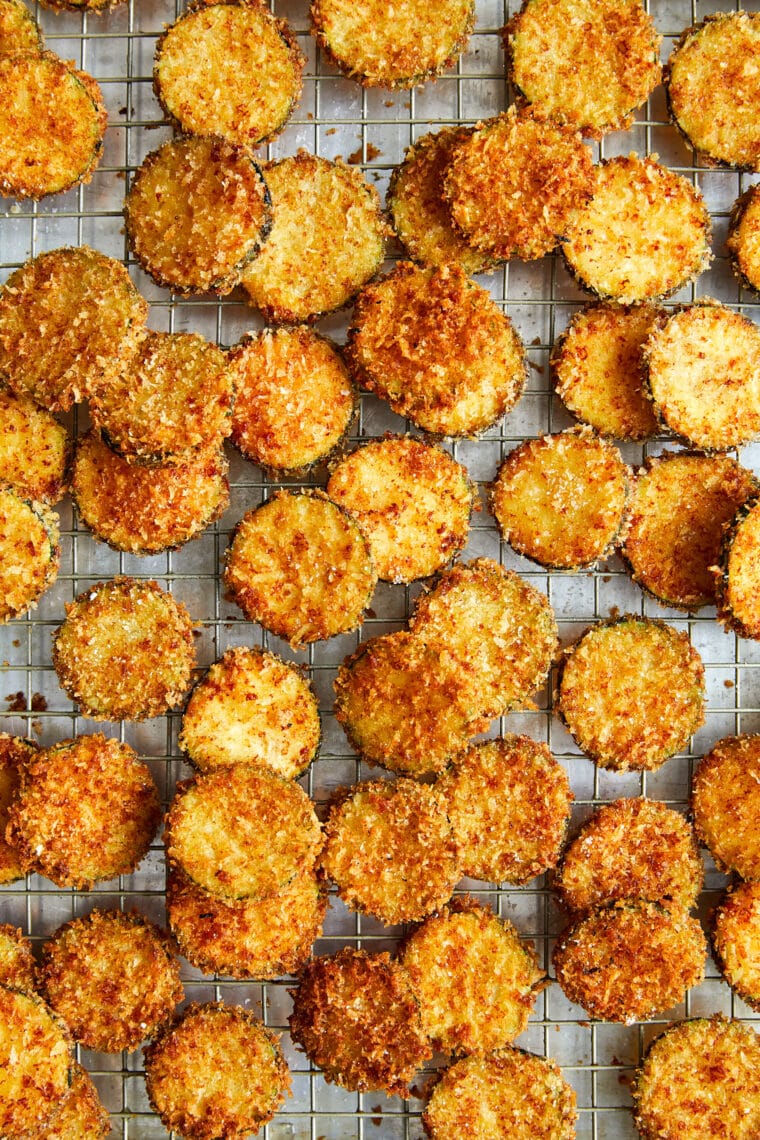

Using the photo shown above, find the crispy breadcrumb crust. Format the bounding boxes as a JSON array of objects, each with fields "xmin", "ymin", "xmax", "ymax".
[
  {"xmin": 0, "ymin": 0, "xmax": 41, "ymax": 53},
  {"xmin": 691, "ymin": 734, "xmax": 760, "ymax": 879},
  {"xmin": 0, "ymin": 486, "xmax": 60, "ymax": 621},
  {"xmin": 715, "ymin": 497, "xmax": 760, "ymax": 639},
  {"xmin": 0, "ymin": 734, "xmax": 37, "ymax": 885},
  {"xmin": 0, "ymin": 986, "xmax": 73, "ymax": 1138},
  {"xmin": 144, "ymin": 1002, "xmax": 290, "ymax": 1140},
  {"xmin": 727, "ymin": 185, "xmax": 760, "ymax": 294},
  {"xmin": 53, "ymin": 577, "xmax": 196, "ymax": 721},
  {"xmin": 289, "ymin": 948, "xmax": 432, "ymax": 1096},
  {"xmin": 713, "ymin": 881, "xmax": 760, "ymax": 1011},
  {"xmin": 47, "ymin": 1063, "xmax": 110, "ymax": 1140},
  {"xmin": 0, "ymin": 386, "xmax": 70, "ymax": 503},
  {"xmin": 556, "ymin": 616, "xmax": 705, "ymax": 771},
  {"xmin": 0, "ymin": 924, "xmax": 36, "ymax": 992}
]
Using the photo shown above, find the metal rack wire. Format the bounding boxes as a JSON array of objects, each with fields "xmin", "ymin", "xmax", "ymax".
[{"xmin": 2, "ymin": 0, "xmax": 760, "ymax": 1135}]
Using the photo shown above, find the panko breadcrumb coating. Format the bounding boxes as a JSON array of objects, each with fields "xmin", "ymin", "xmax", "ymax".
[
  {"xmin": 0, "ymin": 734, "xmax": 36, "ymax": 884},
  {"xmin": 713, "ymin": 881, "xmax": 760, "ymax": 1011},
  {"xmin": 691, "ymin": 734, "xmax": 760, "ymax": 880},
  {"xmin": 715, "ymin": 498, "xmax": 760, "ymax": 640},
  {"xmin": 0, "ymin": 924, "xmax": 36, "ymax": 992},
  {"xmin": 0, "ymin": 0, "xmax": 41, "ymax": 54},
  {"xmin": 0, "ymin": 986, "xmax": 73, "ymax": 1138},
  {"xmin": 0, "ymin": 387, "xmax": 70, "ymax": 503},
  {"xmin": 47, "ymin": 1063, "xmax": 110, "ymax": 1140},
  {"xmin": 0, "ymin": 486, "xmax": 59, "ymax": 622},
  {"xmin": 728, "ymin": 185, "xmax": 760, "ymax": 294}
]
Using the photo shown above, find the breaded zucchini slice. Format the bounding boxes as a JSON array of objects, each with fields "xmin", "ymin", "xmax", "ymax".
[
  {"xmin": 0, "ymin": 0, "xmax": 41, "ymax": 54},
  {"xmin": 7, "ymin": 734, "xmax": 161, "ymax": 889},
  {"xmin": 691, "ymin": 734, "xmax": 760, "ymax": 879},
  {"xmin": 0, "ymin": 387, "xmax": 69, "ymax": 503},
  {"xmin": 423, "ymin": 1048, "xmax": 577, "ymax": 1140},
  {"xmin": 0, "ymin": 986, "xmax": 73, "ymax": 1138},
  {"xmin": 632, "ymin": 1016, "xmax": 760, "ymax": 1140},
  {"xmin": 53, "ymin": 577, "xmax": 196, "ymax": 721},
  {"xmin": 623, "ymin": 451, "xmax": 758, "ymax": 611},
  {"xmin": 326, "ymin": 435, "xmax": 473, "ymax": 583},
  {"xmin": 716, "ymin": 497, "xmax": 760, "ymax": 639},
  {"xmin": 154, "ymin": 0, "xmax": 304, "ymax": 148},
  {"xmin": 401, "ymin": 898, "xmax": 545, "ymax": 1055},
  {"xmin": 437, "ymin": 735, "xmax": 572, "ymax": 885},
  {"xmin": 0, "ymin": 924, "xmax": 36, "ymax": 992},
  {"xmin": 713, "ymin": 881, "xmax": 760, "ymax": 1011},
  {"xmin": 125, "ymin": 135, "xmax": 271, "ymax": 295},
  {"xmin": 288, "ymin": 948, "xmax": 432, "ymax": 1097},
  {"xmin": 167, "ymin": 866, "xmax": 327, "ymax": 980},
  {"xmin": 179, "ymin": 646, "xmax": 321, "ymax": 779},
  {"xmin": 224, "ymin": 490, "xmax": 376, "ymax": 648},
  {"xmin": 563, "ymin": 154, "xmax": 712, "ymax": 304},
  {"xmin": 550, "ymin": 302, "xmax": 660, "ymax": 441},
  {"xmin": 0, "ymin": 486, "xmax": 59, "ymax": 621},
  {"xmin": 321, "ymin": 778, "xmax": 461, "ymax": 925},
  {"xmin": 347, "ymin": 262, "xmax": 527, "ymax": 437},
  {"xmin": 241, "ymin": 151, "xmax": 386, "ymax": 323},
  {"xmin": 48, "ymin": 1063, "xmax": 110, "ymax": 1140},
  {"xmin": 556, "ymin": 616, "xmax": 705, "ymax": 771},
  {"xmin": 728, "ymin": 185, "xmax": 760, "ymax": 294},
  {"xmin": 144, "ymin": 1002, "xmax": 290, "ymax": 1140},
  {"xmin": 553, "ymin": 900, "xmax": 706, "ymax": 1023},
  {"xmin": 0, "ymin": 734, "xmax": 36, "ymax": 885},
  {"xmin": 165, "ymin": 764, "xmax": 322, "ymax": 900},
  {"xmin": 228, "ymin": 327, "xmax": 356, "ymax": 476},
  {"xmin": 410, "ymin": 558, "xmax": 559, "ymax": 721},
  {"xmin": 310, "ymin": 0, "xmax": 474, "ymax": 88}
]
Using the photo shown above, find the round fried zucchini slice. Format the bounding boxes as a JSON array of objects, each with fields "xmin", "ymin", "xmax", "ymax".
[
  {"xmin": 437, "ymin": 735, "xmax": 572, "ymax": 885},
  {"xmin": 623, "ymin": 451, "xmax": 758, "ymax": 611},
  {"xmin": 179, "ymin": 646, "xmax": 320, "ymax": 778},
  {"xmin": 716, "ymin": 498, "xmax": 760, "ymax": 640},
  {"xmin": 423, "ymin": 1048, "xmax": 577, "ymax": 1140},
  {"xmin": 556, "ymin": 616, "xmax": 705, "ymax": 771},
  {"xmin": 224, "ymin": 490, "xmax": 376, "ymax": 648},
  {"xmin": 144, "ymin": 1002, "xmax": 290, "ymax": 1140},
  {"xmin": 692, "ymin": 734, "xmax": 760, "ymax": 879},
  {"xmin": 713, "ymin": 881, "xmax": 760, "ymax": 1011},
  {"xmin": 0, "ymin": 987, "xmax": 72, "ymax": 1138},
  {"xmin": 165, "ymin": 764, "xmax": 322, "ymax": 900},
  {"xmin": 321, "ymin": 778, "xmax": 460, "ymax": 924},
  {"xmin": 347, "ymin": 262, "xmax": 527, "ymax": 437},
  {"xmin": 553, "ymin": 900, "xmax": 706, "ymax": 1022},
  {"xmin": 0, "ymin": 924, "xmax": 36, "ymax": 992},
  {"xmin": 154, "ymin": 0, "xmax": 304, "ymax": 148},
  {"xmin": 401, "ymin": 899, "xmax": 545, "ymax": 1055},
  {"xmin": 632, "ymin": 1016, "xmax": 760, "ymax": 1140},
  {"xmin": 241, "ymin": 151, "xmax": 386, "ymax": 323},
  {"xmin": 0, "ymin": 486, "xmax": 59, "ymax": 621},
  {"xmin": 326, "ymin": 436, "xmax": 473, "ymax": 583},
  {"xmin": 289, "ymin": 948, "xmax": 431, "ymax": 1097},
  {"xmin": 0, "ymin": 734, "xmax": 36, "ymax": 885},
  {"xmin": 48, "ymin": 1063, "xmax": 110, "ymax": 1140},
  {"xmin": 53, "ymin": 577, "xmax": 196, "ymax": 722},
  {"xmin": 125, "ymin": 135, "xmax": 271, "ymax": 295},
  {"xmin": 40, "ymin": 910, "xmax": 182, "ymax": 1054},
  {"xmin": 563, "ymin": 154, "xmax": 712, "ymax": 304},
  {"xmin": 0, "ymin": 387, "xmax": 69, "ymax": 503},
  {"xmin": 554, "ymin": 798, "xmax": 703, "ymax": 915},
  {"xmin": 728, "ymin": 185, "xmax": 760, "ymax": 294},
  {"xmin": 0, "ymin": 0, "xmax": 41, "ymax": 54},
  {"xmin": 228, "ymin": 326, "xmax": 356, "ymax": 476},
  {"xmin": 310, "ymin": 0, "xmax": 474, "ymax": 88},
  {"xmin": 550, "ymin": 302, "xmax": 660, "ymax": 440}
]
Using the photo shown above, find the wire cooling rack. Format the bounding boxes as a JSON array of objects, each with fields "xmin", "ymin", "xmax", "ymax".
[{"xmin": 3, "ymin": 0, "xmax": 760, "ymax": 1135}]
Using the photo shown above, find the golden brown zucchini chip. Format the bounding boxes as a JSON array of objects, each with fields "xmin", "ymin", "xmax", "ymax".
[
  {"xmin": 241, "ymin": 151, "xmax": 386, "ymax": 323},
  {"xmin": 632, "ymin": 1016, "xmax": 760, "ymax": 1140},
  {"xmin": 347, "ymin": 261, "xmax": 527, "ymax": 437},
  {"xmin": 53, "ymin": 577, "xmax": 196, "ymax": 722},
  {"xmin": 691, "ymin": 734, "xmax": 760, "ymax": 880},
  {"xmin": 0, "ymin": 734, "xmax": 36, "ymax": 885},
  {"xmin": 728, "ymin": 185, "xmax": 760, "ymax": 294},
  {"xmin": 327, "ymin": 435, "xmax": 473, "ymax": 583},
  {"xmin": 0, "ymin": 387, "xmax": 69, "ymax": 503},
  {"xmin": 0, "ymin": 0, "xmax": 41, "ymax": 55},
  {"xmin": 713, "ymin": 881, "xmax": 760, "ymax": 1012},
  {"xmin": 145, "ymin": 1002, "xmax": 290, "ymax": 1140},
  {"xmin": 563, "ymin": 154, "xmax": 712, "ymax": 304},
  {"xmin": 0, "ymin": 986, "xmax": 73, "ymax": 1138},
  {"xmin": 0, "ymin": 924, "xmax": 36, "ymax": 992},
  {"xmin": 47, "ymin": 1063, "xmax": 110, "ymax": 1140},
  {"xmin": 289, "ymin": 948, "xmax": 432, "ymax": 1097},
  {"xmin": 228, "ymin": 327, "xmax": 356, "ymax": 476},
  {"xmin": 556, "ymin": 616, "xmax": 705, "ymax": 772},
  {"xmin": 0, "ymin": 486, "xmax": 59, "ymax": 621},
  {"xmin": 154, "ymin": 0, "xmax": 304, "ymax": 148},
  {"xmin": 310, "ymin": 0, "xmax": 474, "ymax": 88},
  {"xmin": 716, "ymin": 497, "xmax": 760, "ymax": 640},
  {"xmin": 437, "ymin": 735, "xmax": 572, "ymax": 885},
  {"xmin": 125, "ymin": 135, "xmax": 271, "ymax": 295}
]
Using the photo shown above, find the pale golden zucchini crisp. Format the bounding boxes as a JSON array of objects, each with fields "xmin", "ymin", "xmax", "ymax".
[
  {"xmin": 0, "ymin": 987, "xmax": 72, "ymax": 1138},
  {"xmin": 241, "ymin": 151, "xmax": 386, "ymax": 323},
  {"xmin": 554, "ymin": 798, "xmax": 703, "ymax": 915},
  {"xmin": 632, "ymin": 1016, "xmax": 760, "ymax": 1140},
  {"xmin": 563, "ymin": 155, "xmax": 712, "ymax": 303},
  {"xmin": 550, "ymin": 302, "xmax": 660, "ymax": 440},
  {"xmin": 728, "ymin": 186, "xmax": 760, "ymax": 294},
  {"xmin": 165, "ymin": 764, "xmax": 322, "ymax": 900},
  {"xmin": 229, "ymin": 326, "xmax": 356, "ymax": 475},
  {"xmin": 437, "ymin": 735, "xmax": 572, "ymax": 885},
  {"xmin": 310, "ymin": 0, "xmax": 474, "ymax": 88},
  {"xmin": 41, "ymin": 909, "xmax": 182, "ymax": 1054},
  {"xmin": 0, "ymin": 924, "xmax": 36, "ymax": 992},
  {"xmin": 0, "ymin": 246, "xmax": 148, "ymax": 413},
  {"xmin": 553, "ymin": 900, "xmax": 706, "ymax": 1023},
  {"xmin": 0, "ymin": 486, "xmax": 59, "ymax": 621},
  {"xmin": 125, "ymin": 135, "xmax": 271, "ymax": 295},
  {"xmin": 0, "ymin": 734, "xmax": 36, "ymax": 885},
  {"xmin": 347, "ymin": 261, "xmax": 527, "ymax": 437},
  {"xmin": 154, "ymin": 0, "xmax": 304, "ymax": 148},
  {"xmin": 145, "ymin": 1002, "xmax": 290, "ymax": 1140},
  {"xmin": 716, "ymin": 497, "xmax": 760, "ymax": 639},
  {"xmin": 713, "ymin": 881, "xmax": 760, "ymax": 1012},
  {"xmin": 47, "ymin": 1063, "xmax": 110, "ymax": 1140},
  {"xmin": 401, "ymin": 898, "xmax": 545, "ymax": 1055},
  {"xmin": 491, "ymin": 427, "xmax": 629, "ymax": 570},
  {"xmin": 0, "ymin": 387, "xmax": 69, "ymax": 502},
  {"xmin": 0, "ymin": 0, "xmax": 41, "ymax": 54},
  {"xmin": 289, "ymin": 948, "xmax": 431, "ymax": 1097},
  {"xmin": 424, "ymin": 1048, "xmax": 577, "ymax": 1140},
  {"xmin": 442, "ymin": 105, "xmax": 593, "ymax": 262},
  {"xmin": 557, "ymin": 616, "xmax": 705, "ymax": 771},
  {"xmin": 692, "ymin": 734, "xmax": 760, "ymax": 879},
  {"xmin": 53, "ymin": 577, "xmax": 196, "ymax": 721},
  {"xmin": 623, "ymin": 451, "xmax": 758, "ymax": 611},
  {"xmin": 321, "ymin": 778, "xmax": 460, "ymax": 924},
  {"xmin": 224, "ymin": 490, "xmax": 376, "ymax": 647},
  {"xmin": 327, "ymin": 435, "xmax": 473, "ymax": 583},
  {"xmin": 179, "ymin": 645, "xmax": 321, "ymax": 778}
]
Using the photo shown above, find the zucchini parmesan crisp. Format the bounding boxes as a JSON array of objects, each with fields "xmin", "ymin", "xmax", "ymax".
[
  {"xmin": 727, "ymin": 185, "xmax": 760, "ymax": 294},
  {"xmin": 0, "ymin": 486, "xmax": 59, "ymax": 622},
  {"xmin": 45, "ymin": 1063, "xmax": 110, "ymax": 1139},
  {"xmin": 0, "ymin": 924, "xmax": 36, "ymax": 992},
  {"xmin": 0, "ymin": 987, "xmax": 73, "ymax": 1138},
  {"xmin": 0, "ymin": 0, "xmax": 41, "ymax": 53},
  {"xmin": 716, "ymin": 497, "xmax": 760, "ymax": 640},
  {"xmin": 0, "ymin": 735, "xmax": 37, "ymax": 885},
  {"xmin": 713, "ymin": 881, "xmax": 760, "ymax": 1012},
  {"xmin": 691, "ymin": 734, "xmax": 760, "ymax": 880},
  {"xmin": 0, "ymin": 387, "xmax": 70, "ymax": 503}
]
